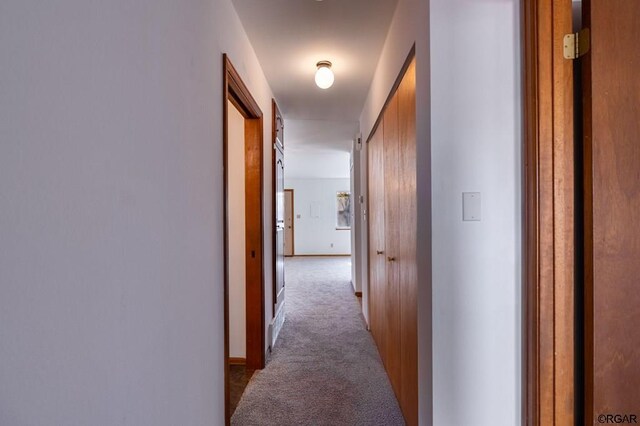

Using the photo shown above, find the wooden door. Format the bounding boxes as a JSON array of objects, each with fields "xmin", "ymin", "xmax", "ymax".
[
  {"xmin": 284, "ymin": 189, "xmax": 294, "ymax": 256},
  {"xmin": 367, "ymin": 121, "xmax": 387, "ymax": 365},
  {"xmin": 367, "ymin": 55, "xmax": 417, "ymax": 426},
  {"xmin": 382, "ymin": 91, "xmax": 402, "ymax": 396},
  {"xmin": 273, "ymin": 101, "xmax": 285, "ymax": 317},
  {"xmin": 397, "ymin": 59, "xmax": 417, "ymax": 425},
  {"xmin": 582, "ymin": 0, "xmax": 640, "ymax": 421}
]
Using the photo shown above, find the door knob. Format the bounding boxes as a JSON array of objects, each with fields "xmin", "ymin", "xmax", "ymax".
[
  {"xmin": 376, "ymin": 250, "xmax": 384, "ymax": 255},
  {"xmin": 387, "ymin": 256, "xmax": 396, "ymax": 262}
]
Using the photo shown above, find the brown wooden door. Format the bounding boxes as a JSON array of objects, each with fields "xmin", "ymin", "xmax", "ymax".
[
  {"xmin": 382, "ymin": 92, "xmax": 402, "ymax": 396},
  {"xmin": 582, "ymin": 0, "xmax": 640, "ymax": 421},
  {"xmin": 397, "ymin": 59, "xmax": 417, "ymax": 425},
  {"xmin": 368, "ymin": 121, "xmax": 387, "ymax": 362},
  {"xmin": 367, "ymin": 56, "xmax": 417, "ymax": 426},
  {"xmin": 273, "ymin": 101, "xmax": 285, "ymax": 316}
]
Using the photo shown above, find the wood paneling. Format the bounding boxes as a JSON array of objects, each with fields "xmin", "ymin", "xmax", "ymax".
[
  {"xmin": 583, "ymin": 0, "xmax": 640, "ymax": 420},
  {"xmin": 367, "ymin": 55, "xmax": 417, "ymax": 425}
]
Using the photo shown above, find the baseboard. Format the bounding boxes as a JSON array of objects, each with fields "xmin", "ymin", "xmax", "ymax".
[{"xmin": 229, "ymin": 357, "xmax": 246, "ymax": 366}]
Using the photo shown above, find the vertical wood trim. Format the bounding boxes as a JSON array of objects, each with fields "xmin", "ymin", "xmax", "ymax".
[
  {"xmin": 551, "ymin": 3, "xmax": 575, "ymax": 424},
  {"xmin": 223, "ymin": 54, "xmax": 265, "ymax": 425},
  {"xmin": 244, "ymin": 117, "xmax": 265, "ymax": 371},
  {"xmin": 284, "ymin": 189, "xmax": 295, "ymax": 256},
  {"xmin": 523, "ymin": 0, "xmax": 575, "ymax": 424}
]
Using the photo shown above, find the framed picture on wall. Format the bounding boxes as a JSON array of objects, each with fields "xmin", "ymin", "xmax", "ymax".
[{"xmin": 336, "ymin": 191, "xmax": 351, "ymax": 230}]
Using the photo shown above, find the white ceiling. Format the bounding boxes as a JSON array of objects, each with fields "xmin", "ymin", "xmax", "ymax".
[
  {"xmin": 232, "ymin": 0, "xmax": 398, "ymax": 121},
  {"xmin": 232, "ymin": 0, "xmax": 398, "ymax": 174}
]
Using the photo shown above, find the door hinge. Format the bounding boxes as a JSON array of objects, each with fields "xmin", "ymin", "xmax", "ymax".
[{"xmin": 563, "ymin": 28, "xmax": 590, "ymax": 59}]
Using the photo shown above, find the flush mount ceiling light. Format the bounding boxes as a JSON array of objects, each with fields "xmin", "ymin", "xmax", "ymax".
[{"xmin": 315, "ymin": 61, "xmax": 334, "ymax": 89}]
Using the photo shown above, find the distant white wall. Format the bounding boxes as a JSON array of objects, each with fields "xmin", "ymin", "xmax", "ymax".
[
  {"xmin": 285, "ymin": 150, "xmax": 351, "ymax": 179},
  {"xmin": 360, "ymin": 0, "xmax": 522, "ymax": 424},
  {"xmin": 0, "ymin": 1, "xmax": 274, "ymax": 424},
  {"xmin": 227, "ymin": 101, "xmax": 246, "ymax": 359},
  {"xmin": 284, "ymin": 178, "xmax": 352, "ymax": 256}
]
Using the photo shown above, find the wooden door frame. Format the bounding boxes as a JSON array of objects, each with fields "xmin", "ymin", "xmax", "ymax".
[
  {"xmin": 223, "ymin": 54, "xmax": 265, "ymax": 424},
  {"xmin": 284, "ymin": 189, "xmax": 294, "ymax": 256},
  {"xmin": 522, "ymin": 1, "xmax": 576, "ymax": 425}
]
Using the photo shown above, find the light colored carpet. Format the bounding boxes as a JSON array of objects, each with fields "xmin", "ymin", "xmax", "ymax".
[{"xmin": 231, "ymin": 256, "xmax": 405, "ymax": 426}]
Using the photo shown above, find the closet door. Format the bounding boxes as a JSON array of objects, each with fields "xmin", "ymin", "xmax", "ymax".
[
  {"xmin": 366, "ymin": 56, "xmax": 417, "ymax": 426},
  {"xmin": 397, "ymin": 59, "xmax": 417, "ymax": 425},
  {"xmin": 383, "ymin": 92, "xmax": 402, "ymax": 395},
  {"xmin": 367, "ymin": 123, "xmax": 387, "ymax": 360}
]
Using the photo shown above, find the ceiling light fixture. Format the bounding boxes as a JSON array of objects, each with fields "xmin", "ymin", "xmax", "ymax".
[{"xmin": 315, "ymin": 61, "xmax": 334, "ymax": 89}]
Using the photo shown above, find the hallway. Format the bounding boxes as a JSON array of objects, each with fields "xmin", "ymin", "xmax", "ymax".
[{"xmin": 231, "ymin": 257, "xmax": 404, "ymax": 425}]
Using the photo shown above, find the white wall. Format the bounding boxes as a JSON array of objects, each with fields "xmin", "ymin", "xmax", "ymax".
[
  {"xmin": 429, "ymin": 1, "xmax": 521, "ymax": 424},
  {"xmin": 0, "ymin": 1, "xmax": 274, "ymax": 424},
  {"xmin": 228, "ymin": 101, "xmax": 246, "ymax": 359},
  {"xmin": 285, "ymin": 150, "xmax": 351, "ymax": 179},
  {"xmin": 284, "ymin": 178, "xmax": 352, "ymax": 256},
  {"xmin": 360, "ymin": 0, "xmax": 521, "ymax": 424}
]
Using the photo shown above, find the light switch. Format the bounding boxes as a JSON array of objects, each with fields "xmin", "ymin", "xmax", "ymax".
[{"xmin": 463, "ymin": 192, "xmax": 481, "ymax": 221}]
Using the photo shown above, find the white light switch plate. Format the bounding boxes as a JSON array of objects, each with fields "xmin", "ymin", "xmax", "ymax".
[{"xmin": 463, "ymin": 192, "xmax": 481, "ymax": 221}]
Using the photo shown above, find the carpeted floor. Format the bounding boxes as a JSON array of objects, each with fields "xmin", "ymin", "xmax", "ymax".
[{"xmin": 231, "ymin": 256, "xmax": 405, "ymax": 426}]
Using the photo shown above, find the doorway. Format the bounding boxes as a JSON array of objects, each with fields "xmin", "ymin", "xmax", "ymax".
[{"xmin": 223, "ymin": 54, "xmax": 265, "ymax": 424}]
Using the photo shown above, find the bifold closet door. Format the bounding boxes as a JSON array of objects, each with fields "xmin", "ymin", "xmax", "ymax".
[
  {"xmin": 397, "ymin": 59, "xmax": 417, "ymax": 425},
  {"xmin": 367, "ymin": 122, "xmax": 387, "ymax": 361},
  {"xmin": 382, "ymin": 92, "xmax": 402, "ymax": 394},
  {"xmin": 367, "ymin": 57, "xmax": 417, "ymax": 425}
]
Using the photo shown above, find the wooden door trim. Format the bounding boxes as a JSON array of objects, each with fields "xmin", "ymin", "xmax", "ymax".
[
  {"xmin": 223, "ymin": 54, "xmax": 265, "ymax": 425},
  {"xmin": 284, "ymin": 189, "xmax": 294, "ymax": 256},
  {"xmin": 522, "ymin": 1, "xmax": 575, "ymax": 424}
]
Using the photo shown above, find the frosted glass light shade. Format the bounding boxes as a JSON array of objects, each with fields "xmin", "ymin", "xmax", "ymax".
[{"xmin": 315, "ymin": 61, "xmax": 334, "ymax": 89}]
